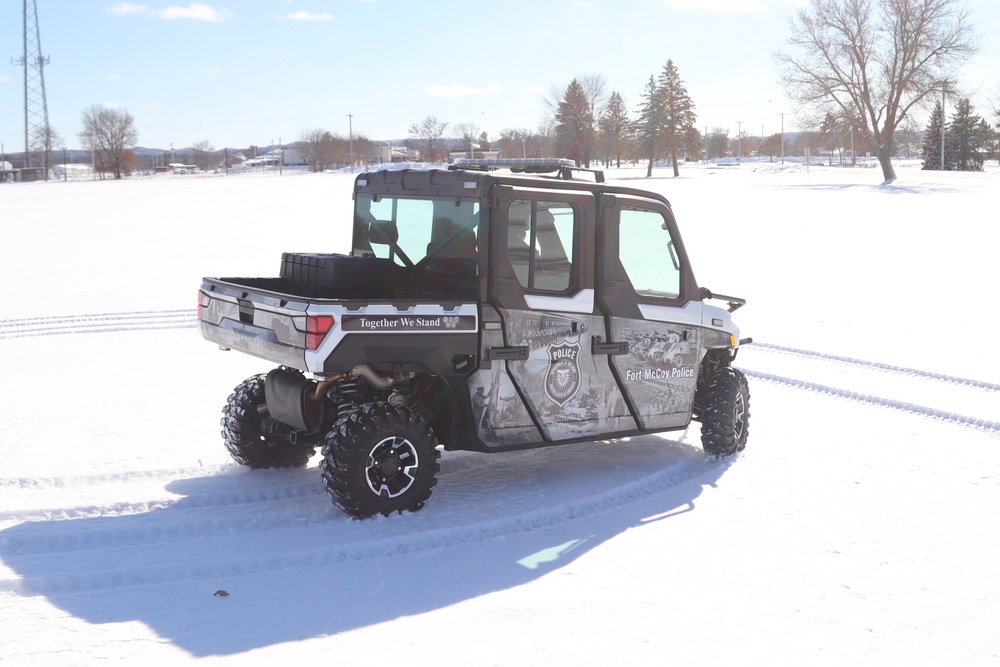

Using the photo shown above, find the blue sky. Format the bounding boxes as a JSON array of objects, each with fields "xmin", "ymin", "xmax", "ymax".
[{"xmin": 1, "ymin": 0, "xmax": 998, "ymax": 151}]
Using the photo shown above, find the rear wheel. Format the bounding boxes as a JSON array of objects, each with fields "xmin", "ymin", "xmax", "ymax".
[
  {"xmin": 699, "ymin": 368, "xmax": 750, "ymax": 457},
  {"xmin": 221, "ymin": 374, "xmax": 315, "ymax": 468},
  {"xmin": 321, "ymin": 401, "xmax": 440, "ymax": 519}
]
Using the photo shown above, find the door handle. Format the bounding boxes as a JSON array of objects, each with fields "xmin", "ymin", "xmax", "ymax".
[
  {"xmin": 591, "ymin": 336, "xmax": 629, "ymax": 356},
  {"xmin": 486, "ymin": 346, "xmax": 529, "ymax": 361}
]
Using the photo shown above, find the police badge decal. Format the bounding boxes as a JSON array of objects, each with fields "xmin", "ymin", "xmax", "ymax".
[{"xmin": 545, "ymin": 341, "xmax": 582, "ymax": 407}]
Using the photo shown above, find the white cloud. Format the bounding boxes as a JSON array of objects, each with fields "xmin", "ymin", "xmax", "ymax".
[
  {"xmin": 203, "ymin": 67, "xmax": 223, "ymax": 77},
  {"xmin": 663, "ymin": 0, "xmax": 805, "ymax": 12},
  {"xmin": 0, "ymin": 75, "xmax": 12, "ymax": 84},
  {"xmin": 106, "ymin": 3, "xmax": 150, "ymax": 15},
  {"xmin": 106, "ymin": 74, "xmax": 120, "ymax": 81},
  {"xmin": 277, "ymin": 11, "xmax": 334, "ymax": 21},
  {"xmin": 425, "ymin": 83, "xmax": 502, "ymax": 97},
  {"xmin": 103, "ymin": 101, "xmax": 121, "ymax": 108},
  {"xmin": 157, "ymin": 3, "xmax": 233, "ymax": 22},
  {"xmin": 108, "ymin": 2, "xmax": 234, "ymax": 22},
  {"xmin": 524, "ymin": 85, "xmax": 546, "ymax": 94}
]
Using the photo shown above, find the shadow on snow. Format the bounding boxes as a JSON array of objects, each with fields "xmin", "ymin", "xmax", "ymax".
[{"xmin": 0, "ymin": 435, "xmax": 733, "ymax": 657}]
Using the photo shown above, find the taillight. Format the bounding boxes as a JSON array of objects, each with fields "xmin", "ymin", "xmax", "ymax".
[
  {"xmin": 306, "ymin": 315, "xmax": 335, "ymax": 350},
  {"xmin": 197, "ymin": 289, "xmax": 205, "ymax": 319}
]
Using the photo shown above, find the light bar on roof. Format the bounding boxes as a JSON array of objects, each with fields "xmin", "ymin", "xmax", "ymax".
[{"xmin": 453, "ymin": 157, "xmax": 577, "ymax": 168}]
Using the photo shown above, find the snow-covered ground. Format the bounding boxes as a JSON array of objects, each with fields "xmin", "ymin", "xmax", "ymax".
[{"xmin": 1, "ymin": 161, "xmax": 998, "ymax": 665}]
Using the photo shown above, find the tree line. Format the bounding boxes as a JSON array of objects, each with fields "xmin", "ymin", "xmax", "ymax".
[
  {"xmin": 406, "ymin": 0, "xmax": 996, "ymax": 183},
  {"xmin": 12, "ymin": 1, "xmax": 997, "ymax": 183}
]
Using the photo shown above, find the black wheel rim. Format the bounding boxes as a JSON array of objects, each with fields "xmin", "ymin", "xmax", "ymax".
[{"xmin": 365, "ymin": 436, "xmax": 419, "ymax": 498}]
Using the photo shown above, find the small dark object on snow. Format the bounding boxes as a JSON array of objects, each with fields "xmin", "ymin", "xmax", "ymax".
[{"xmin": 213, "ymin": 590, "xmax": 229, "ymax": 597}]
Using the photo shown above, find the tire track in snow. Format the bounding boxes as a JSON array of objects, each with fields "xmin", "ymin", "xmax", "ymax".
[
  {"xmin": 0, "ymin": 450, "xmax": 725, "ymax": 596},
  {"xmin": 743, "ymin": 368, "xmax": 1000, "ymax": 435},
  {"xmin": 0, "ymin": 464, "xmax": 232, "ymax": 492},
  {"xmin": 0, "ymin": 309, "xmax": 196, "ymax": 339},
  {"xmin": 0, "ymin": 451, "xmax": 538, "ymax": 537},
  {"xmin": 748, "ymin": 341, "xmax": 1000, "ymax": 393},
  {"xmin": 0, "ymin": 490, "xmax": 331, "ymax": 557},
  {"xmin": 0, "ymin": 480, "xmax": 324, "ymax": 525}
]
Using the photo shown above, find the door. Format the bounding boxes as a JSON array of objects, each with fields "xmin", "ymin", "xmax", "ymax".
[
  {"xmin": 470, "ymin": 187, "xmax": 635, "ymax": 445},
  {"xmin": 596, "ymin": 194, "xmax": 703, "ymax": 430}
]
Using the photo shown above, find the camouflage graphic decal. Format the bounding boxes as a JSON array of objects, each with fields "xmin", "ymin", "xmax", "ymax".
[
  {"xmin": 503, "ymin": 310, "xmax": 636, "ymax": 440},
  {"xmin": 610, "ymin": 317, "xmax": 699, "ymax": 430}
]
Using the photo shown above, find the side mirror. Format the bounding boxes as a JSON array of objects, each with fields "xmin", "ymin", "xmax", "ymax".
[{"xmin": 369, "ymin": 220, "xmax": 398, "ymax": 245}]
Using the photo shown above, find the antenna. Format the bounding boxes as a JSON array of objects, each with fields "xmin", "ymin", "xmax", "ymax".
[{"xmin": 11, "ymin": 0, "xmax": 51, "ymax": 173}]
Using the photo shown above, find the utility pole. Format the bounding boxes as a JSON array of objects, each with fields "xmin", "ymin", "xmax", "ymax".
[
  {"xmin": 940, "ymin": 84, "xmax": 947, "ymax": 171},
  {"xmin": 346, "ymin": 114, "xmax": 354, "ymax": 172},
  {"xmin": 736, "ymin": 121, "xmax": 743, "ymax": 161},
  {"xmin": 778, "ymin": 113, "xmax": 785, "ymax": 164},
  {"xmin": 851, "ymin": 126, "xmax": 856, "ymax": 166}
]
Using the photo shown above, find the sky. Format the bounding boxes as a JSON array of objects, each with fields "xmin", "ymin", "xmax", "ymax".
[{"xmin": 1, "ymin": 0, "xmax": 999, "ymax": 152}]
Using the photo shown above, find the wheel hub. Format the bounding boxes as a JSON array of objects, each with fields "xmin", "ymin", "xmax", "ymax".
[{"xmin": 366, "ymin": 436, "xmax": 419, "ymax": 498}]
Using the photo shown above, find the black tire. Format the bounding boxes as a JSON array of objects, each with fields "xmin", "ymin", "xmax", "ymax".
[
  {"xmin": 320, "ymin": 401, "xmax": 441, "ymax": 519},
  {"xmin": 699, "ymin": 367, "xmax": 750, "ymax": 457},
  {"xmin": 221, "ymin": 374, "xmax": 315, "ymax": 469}
]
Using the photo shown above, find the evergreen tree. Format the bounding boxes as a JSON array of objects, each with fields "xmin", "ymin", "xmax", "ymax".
[
  {"xmin": 921, "ymin": 102, "xmax": 944, "ymax": 170},
  {"xmin": 946, "ymin": 98, "xmax": 987, "ymax": 171},
  {"xmin": 554, "ymin": 79, "xmax": 593, "ymax": 166},
  {"xmin": 635, "ymin": 75, "xmax": 661, "ymax": 177},
  {"xmin": 598, "ymin": 91, "xmax": 630, "ymax": 168},
  {"xmin": 656, "ymin": 59, "xmax": 697, "ymax": 177}
]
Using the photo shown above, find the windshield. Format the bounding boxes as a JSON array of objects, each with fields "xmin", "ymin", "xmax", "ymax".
[{"xmin": 353, "ymin": 194, "xmax": 480, "ymax": 274}]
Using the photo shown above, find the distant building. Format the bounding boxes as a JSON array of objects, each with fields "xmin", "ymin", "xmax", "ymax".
[
  {"xmin": 52, "ymin": 163, "xmax": 93, "ymax": 178},
  {"xmin": 379, "ymin": 144, "xmax": 420, "ymax": 163},
  {"xmin": 0, "ymin": 160, "xmax": 16, "ymax": 183}
]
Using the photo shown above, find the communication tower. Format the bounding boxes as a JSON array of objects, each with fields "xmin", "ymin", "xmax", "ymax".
[{"xmin": 11, "ymin": 0, "xmax": 51, "ymax": 170}]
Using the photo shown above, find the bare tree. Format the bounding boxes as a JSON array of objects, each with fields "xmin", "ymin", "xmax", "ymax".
[
  {"xmin": 299, "ymin": 127, "xmax": 337, "ymax": 171},
  {"xmin": 191, "ymin": 140, "xmax": 215, "ymax": 170},
  {"xmin": 452, "ymin": 122, "xmax": 481, "ymax": 158},
  {"xmin": 78, "ymin": 105, "xmax": 138, "ymax": 179},
  {"xmin": 408, "ymin": 115, "xmax": 449, "ymax": 162},
  {"xmin": 775, "ymin": 0, "xmax": 979, "ymax": 183},
  {"xmin": 707, "ymin": 127, "xmax": 730, "ymax": 160}
]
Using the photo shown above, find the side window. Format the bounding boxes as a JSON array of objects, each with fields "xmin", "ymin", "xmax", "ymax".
[
  {"xmin": 507, "ymin": 199, "xmax": 576, "ymax": 292},
  {"xmin": 619, "ymin": 208, "xmax": 681, "ymax": 299}
]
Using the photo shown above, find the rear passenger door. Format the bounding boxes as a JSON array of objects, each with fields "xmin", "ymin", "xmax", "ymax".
[{"xmin": 468, "ymin": 186, "xmax": 635, "ymax": 448}]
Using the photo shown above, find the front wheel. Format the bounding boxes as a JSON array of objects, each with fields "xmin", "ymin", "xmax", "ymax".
[
  {"xmin": 320, "ymin": 402, "xmax": 441, "ymax": 519},
  {"xmin": 221, "ymin": 374, "xmax": 315, "ymax": 469},
  {"xmin": 698, "ymin": 367, "xmax": 750, "ymax": 457}
]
